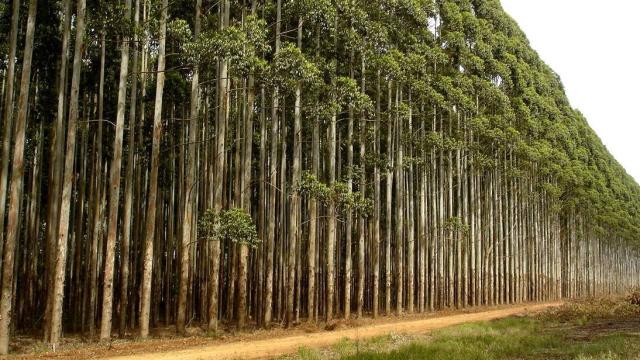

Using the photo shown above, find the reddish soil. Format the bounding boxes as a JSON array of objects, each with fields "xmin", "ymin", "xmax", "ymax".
[{"xmin": 7, "ymin": 302, "xmax": 561, "ymax": 360}]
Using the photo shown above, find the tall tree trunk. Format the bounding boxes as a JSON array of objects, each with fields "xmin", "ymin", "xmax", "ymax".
[
  {"xmin": 177, "ymin": 0, "xmax": 201, "ymax": 335},
  {"xmin": 264, "ymin": 0, "xmax": 280, "ymax": 328},
  {"xmin": 307, "ymin": 48, "xmax": 320, "ymax": 321},
  {"xmin": 119, "ymin": 0, "xmax": 141, "ymax": 337},
  {"xmin": 50, "ymin": 0, "xmax": 83, "ymax": 348},
  {"xmin": 344, "ymin": 50, "xmax": 355, "ymax": 321},
  {"xmin": 0, "ymin": 0, "xmax": 37, "ymax": 353},
  {"xmin": 406, "ymin": 89, "xmax": 414, "ymax": 313},
  {"xmin": 101, "ymin": 0, "xmax": 133, "ymax": 340},
  {"xmin": 43, "ymin": 0, "xmax": 72, "ymax": 341},
  {"xmin": 0, "ymin": 0, "xmax": 20, "ymax": 274},
  {"xmin": 209, "ymin": 0, "xmax": 230, "ymax": 332},
  {"xmin": 140, "ymin": 0, "xmax": 167, "ymax": 338},
  {"xmin": 286, "ymin": 17, "xmax": 302, "ymax": 327},
  {"xmin": 357, "ymin": 57, "xmax": 366, "ymax": 319},
  {"xmin": 372, "ymin": 70, "xmax": 381, "ymax": 319},
  {"xmin": 238, "ymin": 1, "xmax": 257, "ymax": 329},
  {"xmin": 384, "ymin": 82, "xmax": 393, "ymax": 315},
  {"xmin": 326, "ymin": 113, "xmax": 337, "ymax": 321},
  {"xmin": 87, "ymin": 34, "xmax": 107, "ymax": 339},
  {"xmin": 395, "ymin": 85, "xmax": 404, "ymax": 315}
]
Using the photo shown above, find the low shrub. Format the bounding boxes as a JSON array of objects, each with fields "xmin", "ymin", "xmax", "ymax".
[
  {"xmin": 627, "ymin": 289, "xmax": 640, "ymax": 306},
  {"xmin": 539, "ymin": 296, "xmax": 640, "ymax": 324}
]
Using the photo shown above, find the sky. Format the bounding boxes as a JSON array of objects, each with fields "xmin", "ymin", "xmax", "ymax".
[{"xmin": 500, "ymin": 0, "xmax": 640, "ymax": 183}]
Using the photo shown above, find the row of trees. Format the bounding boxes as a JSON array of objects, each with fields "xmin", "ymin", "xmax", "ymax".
[{"xmin": 0, "ymin": 0, "xmax": 639, "ymax": 354}]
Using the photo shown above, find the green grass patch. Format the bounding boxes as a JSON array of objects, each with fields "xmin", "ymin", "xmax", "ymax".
[
  {"xmin": 336, "ymin": 317, "xmax": 640, "ymax": 360},
  {"xmin": 287, "ymin": 297, "xmax": 640, "ymax": 360}
]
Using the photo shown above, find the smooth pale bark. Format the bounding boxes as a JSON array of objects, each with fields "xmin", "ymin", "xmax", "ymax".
[
  {"xmin": 384, "ymin": 82, "xmax": 393, "ymax": 315},
  {"xmin": 344, "ymin": 51, "xmax": 354, "ymax": 320},
  {"xmin": 101, "ymin": 0, "xmax": 132, "ymax": 340},
  {"xmin": 119, "ymin": 0, "xmax": 141, "ymax": 337},
  {"xmin": 209, "ymin": 0, "xmax": 230, "ymax": 332},
  {"xmin": 418, "ymin": 159, "xmax": 426, "ymax": 312},
  {"xmin": 455, "ymin": 114, "xmax": 462, "ymax": 309},
  {"xmin": 177, "ymin": 0, "xmax": 201, "ymax": 335},
  {"xmin": 43, "ymin": 0, "xmax": 72, "ymax": 341},
  {"xmin": 286, "ymin": 18, "xmax": 302, "ymax": 327},
  {"xmin": 429, "ymin": 106, "xmax": 437, "ymax": 311},
  {"xmin": 50, "ymin": 0, "xmax": 84, "ymax": 348},
  {"xmin": 278, "ymin": 97, "xmax": 287, "ymax": 322},
  {"xmin": 238, "ymin": 1, "xmax": 257, "ymax": 329},
  {"xmin": 470, "ymin": 130, "xmax": 476, "ymax": 307},
  {"xmin": 0, "ymin": 0, "xmax": 37, "ymax": 353},
  {"xmin": 307, "ymin": 81, "xmax": 320, "ymax": 323},
  {"xmin": 140, "ymin": 0, "xmax": 167, "ymax": 338},
  {"xmin": 406, "ymin": 91, "xmax": 414, "ymax": 313},
  {"xmin": 70, "ymin": 102, "xmax": 88, "ymax": 332},
  {"xmin": 357, "ymin": 57, "xmax": 366, "ymax": 319},
  {"xmin": 27, "ymin": 123, "xmax": 44, "ymax": 325},
  {"xmin": 446, "ymin": 116, "xmax": 453, "ymax": 308},
  {"xmin": 0, "ymin": 0, "xmax": 20, "ymax": 272},
  {"xmin": 326, "ymin": 111, "xmax": 337, "ymax": 322},
  {"xmin": 257, "ymin": 83, "xmax": 267, "ymax": 327},
  {"xmin": 264, "ymin": 0, "xmax": 281, "ymax": 328},
  {"xmin": 395, "ymin": 86, "xmax": 404, "ymax": 315},
  {"xmin": 372, "ymin": 71, "xmax": 381, "ymax": 319},
  {"xmin": 87, "ymin": 34, "xmax": 107, "ymax": 339}
]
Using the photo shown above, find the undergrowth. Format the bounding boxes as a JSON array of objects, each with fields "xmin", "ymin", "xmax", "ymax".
[{"xmin": 286, "ymin": 295, "xmax": 640, "ymax": 360}]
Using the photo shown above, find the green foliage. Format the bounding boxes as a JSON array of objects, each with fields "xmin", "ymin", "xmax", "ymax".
[
  {"xmin": 199, "ymin": 208, "xmax": 260, "ymax": 248},
  {"xmin": 443, "ymin": 217, "xmax": 470, "ymax": 235},
  {"xmin": 184, "ymin": 15, "xmax": 269, "ymax": 75},
  {"xmin": 288, "ymin": 0, "xmax": 336, "ymax": 31},
  {"xmin": 298, "ymin": 172, "xmax": 332, "ymax": 203},
  {"xmin": 298, "ymin": 172, "xmax": 373, "ymax": 217},
  {"xmin": 272, "ymin": 43, "xmax": 321, "ymax": 89},
  {"xmin": 167, "ymin": 18, "xmax": 192, "ymax": 43},
  {"xmin": 333, "ymin": 76, "xmax": 373, "ymax": 114},
  {"xmin": 89, "ymin": 1, "xmax": 134, "ymax": 38}
]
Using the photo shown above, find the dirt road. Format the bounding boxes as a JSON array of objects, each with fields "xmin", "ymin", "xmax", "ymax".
[{"xmin": 108, "ymin": 302, "xmax": 561, "ymax": 360}]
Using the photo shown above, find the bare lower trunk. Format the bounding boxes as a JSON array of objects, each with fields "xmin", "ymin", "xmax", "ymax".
[
  {"xmin": 263, "ymin": 0, "xmax": 280, "ymax": 328},
  {"xmin": 50, "ymin": 0, "xmax": 82, "ymax": 348},
  {"xmin": 140, "ymin": 0, "xmax": 167, "ymax": 338},
  {"xmin": 286, "ymin": 18, "xmax": 302, "ymax": 327},
  {"xmin": 326, "ymin": 111, "xmax": 337, "ymax": 322},
  {"xmin": 0, "ymin": 0, "xmax": 37, "ymax": 353},
  {"xmin": 101, "ymin": 0, "xmax": 132, "ymax": 340},
  {"xmin": 209, "ymin": 0, "xmax": 230, "ymax": 332},
  {"xmin": 372, "ymin": 71, "xmax": 381, "ymax": 319},
  {"xmin": 119, "ymin": 0, "xmax": 141, "ymax": 337},
  {"xmin": 0, "ymin": 0, "xmax": 20, "ymax": 276},
  {"xmin": 177, "ymin": 0, "xmax": 201, "ymax": 335}
]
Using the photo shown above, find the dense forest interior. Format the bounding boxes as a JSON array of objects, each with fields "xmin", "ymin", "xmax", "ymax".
[{"xmin": 0, "ymin": 0, "xmax": 639, "ymax": 354}]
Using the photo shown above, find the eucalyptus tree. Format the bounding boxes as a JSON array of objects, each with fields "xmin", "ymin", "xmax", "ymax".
[
  {"xmin": 177, "ymin": 0, "xmax": 201, "ymax": 336},
  {"xmin": 50, "ymin": 0, "xmax": 84, "ymax": 348},
  {"xmin": 0, "ymin": 0, "xmax": 37, "ymax": 353},
  {"xmin": 0, "ymin": 0, "xmax": 20, "ymax": 268},
  {"xmin": 101, "ymin": 0, "xmax": 133, "ymax": 341},
  {"xmin": 0, "ymin": 0, "xmax": 638, "ymax": 353},
  {"xmin": 140, "ymin": 0, "xmax": 168, "ymax": 338},
  {"xmin": 119, "ymin": 0, "xmax": 141, "ymax": 337}
]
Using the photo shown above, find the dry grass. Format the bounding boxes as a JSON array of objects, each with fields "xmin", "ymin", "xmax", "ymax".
[
  {"xmin": 286, "ymin": 295, "xmax": 640, "ymax": 360},
  {"xmin": 539, "ymin": 293, "xmax": 640, "ymax": 325}
]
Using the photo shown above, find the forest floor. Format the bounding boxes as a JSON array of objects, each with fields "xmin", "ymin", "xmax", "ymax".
[
  {"xmin": 281, "ymin": 296, "xmax": 640, "ymax": 360},
  {"xmin": 7, "ymin": 302, "xmax": 561, "ymax": 359}
]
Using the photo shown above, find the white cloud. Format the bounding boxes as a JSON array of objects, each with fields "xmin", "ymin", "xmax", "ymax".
[{"xmin": 500, "ymin": 0, "xmax": 640, "ymax": 183}]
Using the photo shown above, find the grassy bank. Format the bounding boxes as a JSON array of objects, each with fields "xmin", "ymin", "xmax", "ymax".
[{"xmin": 286, "ymin": 295, "xmax": 640, "ymax": 360}]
